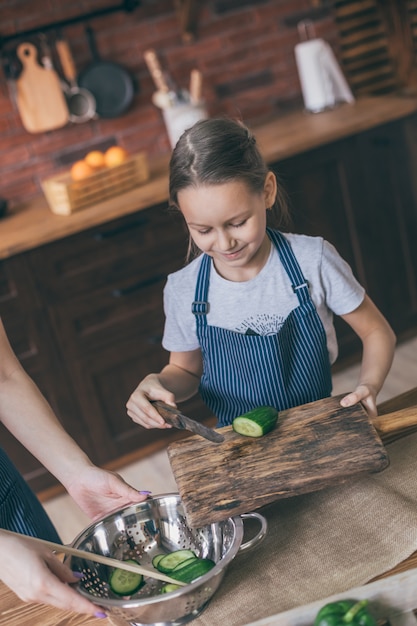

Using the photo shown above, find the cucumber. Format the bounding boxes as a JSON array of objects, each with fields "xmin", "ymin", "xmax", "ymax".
[
  {"xmin": 151, "ymin": 554, "xmax": 165, "ymax": 568},
  {"xmin": 161, "ymin": 583, "xmax": 181, "ymax": 593},
  {"xmin": 109, "ymin": 559, "xmax": 143, "ymax": 596},
  {"xmin": 156, "ymin": 549, "xmax": 197, "ymax": 573},
  {"xmin": 168, "ymin": 556, "xmax": 197, "ymax": 571},
  {"xmin": 170, "ymin": 558, "xmax": 215, "ymax": 584},
  {"xmin": 232, "ymin": 406, "xmax": 278, "ymax": 437}
]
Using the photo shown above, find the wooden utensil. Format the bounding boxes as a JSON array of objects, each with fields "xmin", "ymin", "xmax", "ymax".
[
  {"xmin": 15, "ymin": 42, "xmax": 69, "ymax": 133},
  {"xmin": 189, "ymin": 69, "xmax": 203, "ymax": 105},
  {"xmin": 0, "ymin": 529, "xmax": 185, "ymax": 586},
  {"xmin": 144, "ymin": 48, "xmax": 176, "ymax": 109},
  {"xmin": 167, "ymin": 394, "xmax": 417, "ymax": 527}
]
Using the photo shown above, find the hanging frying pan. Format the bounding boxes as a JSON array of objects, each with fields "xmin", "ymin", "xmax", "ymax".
[
  {"xmin": 55, "ymin": 35, "xmax": 96, "ymax": 123},
  {"xmin": 77, "ymin": 25, "xmax": 135, "ymax": 118}
]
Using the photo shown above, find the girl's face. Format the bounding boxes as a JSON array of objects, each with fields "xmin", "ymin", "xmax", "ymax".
[{"xmin": 178, "ymin": 173, "xmax": 277, "ymax": 281}]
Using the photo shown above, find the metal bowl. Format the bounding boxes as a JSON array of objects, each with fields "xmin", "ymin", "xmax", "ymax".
[{"xmin": 68, "ymin": 493, "xmax": 267, "ymax": 626}]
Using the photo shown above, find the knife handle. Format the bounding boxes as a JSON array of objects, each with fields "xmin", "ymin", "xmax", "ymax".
[{"xmin": 151, "ymin": 400, "xmax": 182, "ymax": 428}]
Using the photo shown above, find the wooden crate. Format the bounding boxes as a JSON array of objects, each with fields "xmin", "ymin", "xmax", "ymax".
[{"xmin": 41, "ymin": 152, "xmax": 149, "ymax": 216}]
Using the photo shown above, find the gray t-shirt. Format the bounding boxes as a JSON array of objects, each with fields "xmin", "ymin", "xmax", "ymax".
[{"xmin": 162, "ymin": 232, "xmax": 365, "ymax": 364}]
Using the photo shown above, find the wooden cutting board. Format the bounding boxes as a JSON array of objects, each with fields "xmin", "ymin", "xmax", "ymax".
[
  {"xmin": 15, "ymin": 42, "xmax": 68, "ymax": 133},
  {"xmin": 167, "ymin": 395, "xmax": 390, "ymax": 527}
]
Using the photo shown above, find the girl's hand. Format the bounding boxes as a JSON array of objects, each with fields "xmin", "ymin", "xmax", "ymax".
[
  {"xmin": 0, "ymin": 532, "xmax": 107, "ymax": 618},
  {"xmin": 126, "ymin": 374, "xmax": 177, "ymax": 429},
  {"xmin": 64, "ymin": 466, "xmax": 150, "ymax": 521},
  {"xmin": 339, "ymin": 383, "xmax": 378, "ymax": 418}
]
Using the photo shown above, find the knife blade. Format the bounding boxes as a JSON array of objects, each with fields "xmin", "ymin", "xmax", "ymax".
[{"xmin": 151, "ymin": 400, "xmax": 224, "ymax": 443}]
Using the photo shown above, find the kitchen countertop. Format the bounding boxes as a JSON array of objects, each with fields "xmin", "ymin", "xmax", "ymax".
[
  {"xmin": 0, "ymin": 387, "xmax": 416, "ymax": 626},
  {"xmin": 1, "ymin": 95, "xmax": 417, "ymax": 261}
]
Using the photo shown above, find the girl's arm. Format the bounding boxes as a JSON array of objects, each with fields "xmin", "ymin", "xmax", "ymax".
[
  {"xmin": 126, "ymin": 349, "xmax": 203, "ymax": 428},
  {"xmin": 338, "ymin": 295, "xmax": 396, "ymax": 417}
]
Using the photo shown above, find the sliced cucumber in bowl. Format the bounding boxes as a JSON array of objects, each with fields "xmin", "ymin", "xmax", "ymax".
[{"xmin": 156, "ymin": 549, "xmax": 197, "ymax": 573}]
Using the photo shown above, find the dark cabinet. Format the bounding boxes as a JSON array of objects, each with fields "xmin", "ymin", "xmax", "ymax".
[
  {"xmin": 0, "ymin": 257, "xmax": 88, "ymax": 492},
  {"xmin": 0, "ymin": 204, "xmax": 212, "ymax": 492},
  {"xmin": 272, "ymin": 117, "xmax": 417, "ymax": 362}
]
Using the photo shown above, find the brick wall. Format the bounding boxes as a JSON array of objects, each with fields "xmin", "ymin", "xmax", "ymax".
[{"xmin": 0, "ymin": 0, "xmax": 339, "ymax": 208}]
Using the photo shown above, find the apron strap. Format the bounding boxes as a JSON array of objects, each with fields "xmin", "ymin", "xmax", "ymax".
[
  {"xmin": 266, "ymin": 228, "xmax": 311, "ymax": 305},
  {"xmin": 192, "ymin": 254, "xmax": 211, "ymax": 327}
]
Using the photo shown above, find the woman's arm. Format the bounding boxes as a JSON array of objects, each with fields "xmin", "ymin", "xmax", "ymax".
[
  {"xmin": 338, "ymin": 295, "xmax": 396, "ymax": 416},
  {"xmin": 0, "ymin": 320, "xmax": 147, "ymax": 519},
  {"xmin": 126, "ymin": 348, "xmax": 203, "ymax": 428}
]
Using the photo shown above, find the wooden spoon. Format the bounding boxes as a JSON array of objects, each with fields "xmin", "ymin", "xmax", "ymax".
[{"xmin": 1, "ymin": 529, "xmax": 185, "ymax": 586}]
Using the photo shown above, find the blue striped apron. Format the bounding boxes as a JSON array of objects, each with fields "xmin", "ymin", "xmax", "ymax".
[
  {"xmin": 0, "ymin": 448, "xmax": 61, "ymax": 542},
  {"xmin": 192, "ymin": 228, "xmax": 332, "ymax": 426}
]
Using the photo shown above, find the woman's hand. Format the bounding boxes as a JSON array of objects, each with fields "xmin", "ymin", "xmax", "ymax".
[
  {"xmin": 126, "ymin": 373, "xmax": 177, "ymax": 429},
  {"xmin": 63, "ymin": 466, "xmax": 150, "ymax": 521},
  {"xmin": 0, "ymin": 532, "xmax": 107, "ymax": 618}
]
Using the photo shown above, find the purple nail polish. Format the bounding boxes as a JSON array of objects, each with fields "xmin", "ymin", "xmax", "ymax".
[
  {"xmin": 94, "ymin": 611, "xmax": 107, "ymax": 619},
  {"xmin": 72, "ymin": 571, "xmax": 84, "ymax": 579},
  {"xmin": 139, "ymin": 490, "xmax": 152, "ymax": 495}
]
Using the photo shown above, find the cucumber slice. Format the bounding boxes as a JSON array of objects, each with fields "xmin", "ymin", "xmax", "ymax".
[
  {"xmin": 232, "ymin": 406, "xmax": 278, "ymax": 437},
  {"xmin": 109, "ymin": 559, "xmax": 143, "ymax": 596},
  {"xmin": 170, "ymin": 558, "xmax": 216, "ymax": 584},
  {"xmin": 161, "ymin": 583, "xmax": 181, "ymax": 593},
  {"xmin": 169, "ymin": 556, "xmax": 197, "ymax": 571},
  {"xmin": 151, "ymin": 554, "xmax": 164, "ymax": 568},
  {"xmin": 156, "ymin": 549, "xmax": 197, "ymax": 573}
]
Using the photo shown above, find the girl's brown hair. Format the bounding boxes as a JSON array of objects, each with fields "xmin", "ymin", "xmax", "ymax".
[{"xmin": 168, "ymin": 117, "xmax": 290, "ymax": 259}]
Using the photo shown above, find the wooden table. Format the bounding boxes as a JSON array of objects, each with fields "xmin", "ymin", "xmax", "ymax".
[
  {"xmin": 1, "ymin": 387, "xmax": 417, "ymax": 625},
  {"xmin": 370, "ymin": 386, "xmax": 417, "ymax": 581},
  {"xmin": 0, "ymin": 581, "xmax": 103, "ymax": 626}
]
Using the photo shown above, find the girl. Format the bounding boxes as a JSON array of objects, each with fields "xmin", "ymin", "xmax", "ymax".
[{"xmin": 126, "ymin": 117, "xmax": 396, "ymax": 429}]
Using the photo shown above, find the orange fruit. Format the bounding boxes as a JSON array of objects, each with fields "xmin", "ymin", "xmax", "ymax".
[
  {"xmin": 84, "ymin": 150, "xmax": 106, "ymax": 169},
  {"xmin": 104, "ymin": 146, "xmax": 129, "ymax": 167},
  {"xmin": 70, "ymin": 160, "xmax": 95, "ymax": 181}
]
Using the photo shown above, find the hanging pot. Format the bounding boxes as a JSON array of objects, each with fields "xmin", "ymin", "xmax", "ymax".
[{"xmin": 77, "ymin": 25, "xmax": 135, "ymax": 118}]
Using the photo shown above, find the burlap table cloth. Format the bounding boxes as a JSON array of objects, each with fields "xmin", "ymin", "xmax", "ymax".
[{"xmin": 191, "ymin": 430, "xmax": 417, "ymax": 626}]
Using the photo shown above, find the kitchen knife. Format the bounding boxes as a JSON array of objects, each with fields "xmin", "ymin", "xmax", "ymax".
[{"xmin": 151, "ymin": 400, "xmax": 224, "ymax": 443}]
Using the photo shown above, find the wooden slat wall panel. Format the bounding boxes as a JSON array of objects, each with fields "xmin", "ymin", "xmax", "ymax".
[
  {"xmin": 332, "ymin": 0, "xmax": 399, "ymax": 95},
  {"xmin": 333, "ymin": 0, "xmax": 417, "ymax": 95},
  {"xmin": 407, "ymin": 0, "xmax": 417, "ymax": 63}
]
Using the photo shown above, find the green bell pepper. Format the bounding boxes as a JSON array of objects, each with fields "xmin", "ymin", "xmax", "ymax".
[{"xmin": 313, "ymin": 599, "xmax": 377, "ymax": 626}]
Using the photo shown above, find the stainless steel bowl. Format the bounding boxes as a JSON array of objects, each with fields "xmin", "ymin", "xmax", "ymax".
[{"xmin": 68, "ymin": 493, "xmax": 267, "ymax": 626}]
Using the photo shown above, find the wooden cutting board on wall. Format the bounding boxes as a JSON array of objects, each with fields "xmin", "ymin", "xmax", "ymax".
[
  {"xmin": 167, "ymin": 395, "xmax": 390, "ymax": 527},
  {"xmin": 15, "ymin": 42, "xmax": 68, "ymax": 133}
]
